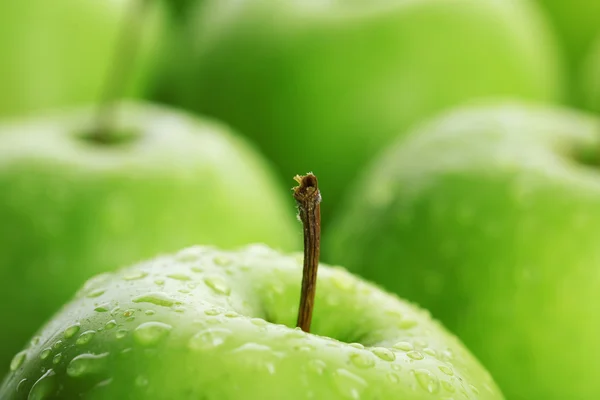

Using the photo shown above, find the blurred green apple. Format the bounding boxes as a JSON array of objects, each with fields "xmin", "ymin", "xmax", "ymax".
[
  {"xmin": 0, "ymin": 0, "xmax": 163, "ymax": 118},
  {"xmin": 1, "ymin": 244, "xmax": 502, "ymax": 399},
  {"xmin": 582, "ymin": 35, "xmax": 600, "ymax": 112},
  {"xmin": 0, "ymin": 102, "xmax": 298, "ymax": 369},
  {"xmin": 162, "ymin": 0, "xmax": 564, "ymax": 215},
  {"xmin": 535, "ymin": 0, "xmax": 600, "ymax": 104},
  {"xmin": 326, "ymin": 103, "xmax": 600, "ymax": 400}
]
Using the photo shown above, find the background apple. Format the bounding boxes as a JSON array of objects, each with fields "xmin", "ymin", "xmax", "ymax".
[
  {"xmin": 0, "ymin": 0, "xmax": 164, "ymax": 118},
  {"xmin": 325, "ymin": 103, "xmax": 600, "ymax": 400},
  {"xmin": 1, "ymin": 244, "xmax": 503, "ymax": 399},
  {"xmin": 582, "ymin": 35, "xmax": 600, "ymax": 112},
  {"xmin": 534, "ymin": 0, "xmax": 600, "ymax": 105},
  {"xmin": 158, "ymin": 0, "xmax": 564, "ymax": 218},
  {"xmin": 0, "ymin": 102, "xmax": 298, "ymax": 370}
]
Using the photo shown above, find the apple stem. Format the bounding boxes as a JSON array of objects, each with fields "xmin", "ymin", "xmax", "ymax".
[
  {"xmin": 91, "ymin": 0, "xmax": 149, "ymax": 144},
  {"xmin": 293, "ymin": 173, "xmax": 322, "ymax": 333}
]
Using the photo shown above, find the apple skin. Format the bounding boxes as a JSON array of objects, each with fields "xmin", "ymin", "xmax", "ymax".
[
  {"xmin": 0, "ymin": 102, "xmax": 298, "ymax": 371},
  {"xmin": 325, "ymin": 103, "xmax": 600, "ymax": 400},
  {"xmin": 0, "ymin": 244, "xmax": 502, "ymax": 399},
  {"xmin": 162, "ymin": 0, "xmax": 564, "ymax": 216},
  {"xmin": 534, "ymin": 0, "xmax": 600, "ymax": 104},
  {"xmin": 0, "ymin": 0, "xmax": 164, "ymax": 118},
  {"xmin": 582, "ymin": 35, "xmax": 600, "ymax": 112}
]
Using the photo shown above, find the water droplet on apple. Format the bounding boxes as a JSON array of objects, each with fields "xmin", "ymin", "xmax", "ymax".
[
  {"xmin": 250, "ymin": 317, "xmax": 267, "ymax": 326},
  {"xmin": 145, "ymin": 309, "xmax": 156, "ymax": 316},
  {"xmin": 224, "ymin": 311, "xmax": 238, "ymax": 318},
  {"xmin": 414, "ymin": 369, "xmax": 440, "ymax": 394},
  {"xmin": 213, "ymin": 255, "xmax": 233, "ymax": 266},
  {"xmin": 67, "ymin": 353, "xmax": 109, "ymax": 377},
  {"xmin": 39, "ymin": 348, "xmax": 51, "ymax": 360},
  {"xmin": 10, "ymin": 350, "xmax": 27, "ymax": 371},
  {"xmin": 86, "ymin": 288, "xmax": 106, "ymax": 298},
  {"xmin": 308, "ymin": 359, "xmax": 326, "ymax": 375},
  {"xmin": 204, "ymin": 276, "xmax": 231, "ymax": 295},
  {"xmin": 133, "ymin": 322, "xmax": 172, "ymax": 346},
  {"xmin": 230, "ymin": 343, "xmax": 281, "ymax": 374},
  {"xmin": 332, "ymin": 368, "xmax": 367, "ymax": 399},
  {"xmin": 392, "ymin": 342, "xmax": 413, "ymax": 351},
  {"xmin": 76, "ymin": 330, "xmax": 96, "ymax": 346},
  {"xmin": 348, "ymin": 343, "xmax": 364, "ymax": 349},
  {"xmin": 441, "ymin": 380, "xmax": 456, "ymax": 392},
  {"xmin": 349, "ymin": 352, "xmax": 375, "ymax": 368},
  {"xmin": 439, "ymin": 365, "xmax": 454, "ymax": 376},
  {"xmin": 188, "ymin": 328, "xmax": 231, "ymax": 351},
  {"xmin": 167, "ymin": 273, "xmax": 191, "ymax": 281},
  {"xmin": 407, "ymin": 351, "xmax": 424, "ymax": 360},
  {"xmin": 386, "ymin": 372, "xmax": 400, "ymax": 383},
  {"xmin": 28, "ymin": 369, "xmax": 56, "ymax": 400},
  {"xmin": 105, "ymin": 320, "xmax": 117, "ymax": 330},
  {"xmin": 16, "ymin": 378, "xmax": 27, "ymax": 393},
  {"xmin": 64, "ymin": 323, "xmax": 81, "ymax": 338},
  {"xmin": 94, "ymin": 304, "xmax": 110, "ymax": 312},
  {"xmin": 123, "ymin": 270, "xmax": 148, "ymax": 280},
  {"xmin": 423, "ymin": 348, "xmax": 437, "ymax": 357},
  {"xmin": 470, "ymin": 384, "xmax": 479, "ymax": 394},
  {"xmin": 30, "ymin": 336, "xmax": 41, "ymax": 346},
  {"xmin": 116, "ymin": 329, "xmax": 129, "ymax": 339},
  {"xmin": 132, "ymin": 292, "xmax": 179, "ymax": 307},
  {"xmin": 52, "ymin": 353, "xmax": 62, "ymax": 365},
  {"xmin": 52, "ymin": 341, "xmax": 63, "ymax": 350},
  {"xmin": 398, "ymin": 318, "xmax": 418, "ymax": 329},
  {"xmin": 135, "ymin": 375, "xmax": 149, "ymax": 387},
  {"xmin": 371, "ymin": 347, "xmax": 395, "ymax": 361}
]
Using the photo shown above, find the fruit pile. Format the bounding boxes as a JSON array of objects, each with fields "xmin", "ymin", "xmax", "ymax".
[{"xmin": 0, "ymin": 1, "xmax": 598, "ymax": 399}]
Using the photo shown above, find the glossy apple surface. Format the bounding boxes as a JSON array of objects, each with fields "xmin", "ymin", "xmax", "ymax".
[
  {"xmin": 326, "ymin": 103, "xmax": 600, "ymax": 400},
  {"xmin": 1, "ymin": 244, "xmax": 502, "ymax": 399}
]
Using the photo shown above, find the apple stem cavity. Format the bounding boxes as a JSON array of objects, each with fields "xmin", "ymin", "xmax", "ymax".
[
  {"xmin": 293, "ymin": 173, "xmax": 322, "ymax": 333},
  {"xmin": 90, "ymin": 0, "xmax": 149, "ymax": 144}
]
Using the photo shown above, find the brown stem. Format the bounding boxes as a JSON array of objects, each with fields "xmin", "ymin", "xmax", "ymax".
[
  {"xmin": 91, "ymin": 0, "xmax": 149, "ymax": 143},
  {"xmin": 293, "ymin": 173, "xmax": 322, "ymax": 333}
]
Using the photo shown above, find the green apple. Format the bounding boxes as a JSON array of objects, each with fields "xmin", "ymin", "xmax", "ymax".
[
  {"xmin": 0, "ymin": 244, "xmax": 502, "ymax": 399},
  {"xmin": 535, "ymin": 0, "xmax": 600, "ymax": 104},
  {"xmin": 326, "ymin": 103, "xmax": 600, "ymax": 400},
  {"xmin": 582, "ymin": 35, "xmax": 600, "ymax": 112},
  {"xmin": 0, "ymin": 0, "xmax": 163, "ymax": 118},
  {"xmin": 0, "ymin": 102, "xmax": 298, "ymax": 370},
  {"xmin": 162, "ymin": 0, "xmax": 564, "ymax": 216}
]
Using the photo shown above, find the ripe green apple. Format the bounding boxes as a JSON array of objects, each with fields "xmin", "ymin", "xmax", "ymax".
[
  {"xmin": 582, "ymin": 35, "xmax": 600, "ymax": 112},
  {"xmin": 0, "ymin": 0, "xmax": 163, "ymax": 118},
  {"xmin": 0, "ymin": 244, "xmax": 502, "ymax": 399},
  {"xmin": 0, "ymin": 102, "xmax": 298, "ymax": 370},
  {"xmin": 326, "ymin": 103, "xmax": 600, "ymax": 400},
  {"xmin": 163, "ymin": 0, "xmax": 564, "ymax": 215},
  {"xmin": 535, "ymin": 0, "xmax": 600, "ymax": 104}
]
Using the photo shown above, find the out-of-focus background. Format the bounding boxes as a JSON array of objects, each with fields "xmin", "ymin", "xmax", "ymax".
[{"xmin": 1, "ymin": 1, "xmax": 600, "ymax": 399}]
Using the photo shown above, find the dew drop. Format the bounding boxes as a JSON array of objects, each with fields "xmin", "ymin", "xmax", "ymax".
[
  {"xmin": 204, "ymin": 308, "xmax": 220, "ymax": 316},
  {"xmin": 52, "ymin": 353, "xmax": 62, "ymax": 365},
  {"xmin": 392, "ymin": 342, "xmax": 413, "ymax": 352},
  {"xmin": 64, "ymin": 324, "xmax": 81, "ymax": 339},
  {"xmin": 67, "ymin": 353, "xmax": 109, "ymax": 377},
  {"xmin": 94, "ymin": 304, "xmax": 110, "ymax": 312},
  {"xmin": 439, "ymin": 365, "xmax": 454, "ymax": 376},
  {"xmin": 133, "ymin": 322, "xmax": 172, "ymax": 346},
  {"xmin": 332, "ymin": 369, "xmax": 367, "ymax": 399},
  {"xmin": 204, "ymin": 276, "xmax": 231, "ymax": 295},
  {"xmin": 371, "ymin": 347, "xmax": 395, "ymax": 361},
  {"xmin": 188, "ymin": 328, "xmax": 231, "ymax": 351},
  {"xmin": 105, "ymin": 320, "xmax": 117, "ymax": 330},
  {"xmin": 414, "ymin": 369, "xmax": 440, "ymax": 394},
  {"xmin": 52, "ymin": 341, "xmax": 63, "ymax": 350},
  {"xmin": 167, "ymin": 273, "xmax": 191, "ymax": 281},
  {"xmin": 442, "ymin": 380, "xmax": 456, "ymax": 392},
  {"xmin": 386, "ymin": 372, "xmax": 400, "ymax": 383},
  {"xmin": 224, "ymin": 311, "xmax": 238, "ymax": 318},
  {"xmin": 423, "ymin": 348, "xmax": 437, "ymax": 357},
  {"xmin": 39, "ymin": 348, "xmax": 51, "ymax": 360},
  {"xmin": 308, "ymin": 359, "xmax": 326, "ymax": 374},
  {"xmin": 213, "ymin": 256, "xmax": 233, "ymax": 266},
  {"xmin": 407, "ymin": 351, "xmax": 425, "ymax": 360},
  {"xmin": 116, "ymin": 329, "xmax": 128, "ymax": 339},
  {"xmin": 123, "ymin": 270, "xmax": 148, "ymax": 281},
  {"xmin": 86, "ymin": 288, "xmax": 106, "ymax": 298},
  {"xmin": 76, "ymin": 330, "xmax": 96, "ymax": 345},
  {"xmin": 349, "ymin": 352, "xmax": 375, "ymax": 369},
  {"xmin": 28, "ymin": 369, "xmax": 56, "ymax": 400},
  {"xmin": 132, "ymin": 292, "xmax": 178, "ymax": 307},
  {"xmin": 30, "ymin": 336, "xmax": 41, "ymax": 346},
  {"xmin": 10, "ymin": 350, "xmax": 27, "ymax": 371}
]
